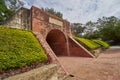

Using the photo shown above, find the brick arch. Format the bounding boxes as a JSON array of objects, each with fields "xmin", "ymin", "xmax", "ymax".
[
  {"xmin": 44, "ymin": 26, "xmax": 65, "ymax": 39},
  {"xmin": 46, "ymin": 29, "xmax": 68, "ymax": 56}
]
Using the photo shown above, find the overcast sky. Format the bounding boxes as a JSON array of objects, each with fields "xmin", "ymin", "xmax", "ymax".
[{"xmin": 21, "ymin": 0, "xmax": 120, "ymax": 23}]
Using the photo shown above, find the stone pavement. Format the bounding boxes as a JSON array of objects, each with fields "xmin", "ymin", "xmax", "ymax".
[{"xmin": 59, "ymin": 46, "xmax": 120, "ymax": 80}]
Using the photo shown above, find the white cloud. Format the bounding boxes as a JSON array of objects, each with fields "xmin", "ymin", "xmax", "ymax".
[{"xmin": 21, "ymin": 0, "xmax": 120, "ymax": 23}]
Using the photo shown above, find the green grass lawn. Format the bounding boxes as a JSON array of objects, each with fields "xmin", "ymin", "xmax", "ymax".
[{"xmin": 0, "ymin": 26, "xmax": 47, "ymax": 70}]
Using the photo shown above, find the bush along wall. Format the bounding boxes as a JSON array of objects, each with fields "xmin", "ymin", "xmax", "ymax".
[
  {"xmin": 0, "ymin": 26, "xmax": 47, "ymax": 78},
  {"xmin": 93, "ymin": 40, "xmax": 110, "ymax": 49},
  {"xmin": 74, "ymin": 37, "xmax": 100, "ymax": 50},
  {"xmin": 74, "ymin": 36, "xmax": 109, "ymax": 57}
]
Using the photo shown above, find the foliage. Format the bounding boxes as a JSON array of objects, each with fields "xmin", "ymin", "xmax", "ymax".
[
  {"xmin": 0, "ymin": 0, "xmax": 14, "ymax": 24},
  {"xmin": 6, "ymin": 0, "xmax": 24, "ymax": 11},
  {"xmin": 74, "ymin": 37, "xmax": 100, "ymax": 49},
  {"xmin": 44, "ymin": 8, "xmax": 63, "ymax": 18},
  {"xmin": 93, "ymin": 40, "xmax": 110, "ymax": 48},
  {"xmin": 82, "ymin": 20, "xmax": 101, "ymax": 39},
  {"xmin": 71, "ymin": 23, "xmax": 85, "ymax": 37},
  {"xmin": 0, "ymin": 26, "xmax": 47, "ymax": 70},
  {"xmin": 84, "ymin": 21, "xmax": 96, "ymax": 34},
  {"xmin": 96, "ymin": 16, "xmax": 120, "ymax": 44},
  {"xmin": 83, "ymin": 30, "xmax": 101, "ymax": 39},
  {"xmin": 0, "ymin": 0, "xmax": 24, "ymax": 24},
  {"xmin": 79, "ymin": 16, "xmax": 120, "ymax": 45}
]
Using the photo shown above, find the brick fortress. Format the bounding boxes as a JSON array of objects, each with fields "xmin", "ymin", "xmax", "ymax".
[{"xmin": 4, "ymin": 6, "xmax": 94, "ymax": 79}]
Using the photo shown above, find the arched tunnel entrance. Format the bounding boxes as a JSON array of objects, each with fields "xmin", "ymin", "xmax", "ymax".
[{"xmin": 46, "ymin": 29, "xmax": 68, "ymax": 56}]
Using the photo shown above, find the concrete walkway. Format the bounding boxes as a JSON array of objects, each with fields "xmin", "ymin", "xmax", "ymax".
[{"xmin": 59, "ymin": 46, "xmax": 120, "ymax": 80}]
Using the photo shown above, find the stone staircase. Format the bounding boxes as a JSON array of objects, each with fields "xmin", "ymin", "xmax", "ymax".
[{"xmin": 33, "ymin": 32, "xmax": 68, "ymax": 80}]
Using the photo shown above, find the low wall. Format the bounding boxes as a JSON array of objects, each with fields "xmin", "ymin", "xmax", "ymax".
[
  {"xmin": 4, "ymin": 7, "xmax": 31, "ymax": 30},
  {"xmin": 68, "ymin": 37, "xmax": 94, "ymax": 57},
  {"xmin": 92, "ymin": 48, "xmax": 102, "ymax": 57},
  {"xmin": 4, "ymin": 64, "xmax": 58, "ymax": 80}
]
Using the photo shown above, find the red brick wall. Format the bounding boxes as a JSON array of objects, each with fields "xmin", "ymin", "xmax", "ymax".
[
  {"xmin": 46, "ymin": 29, "xmax": 68, "ymax": 56},
  {"xmin": 31, "ymin": 6, "xmax": 71, "ymax": 36},
  {"xmin": 31, "ymin": 6, "xmax": 93, "ymax": 57},
  {"xmin": 68, "ymin": 37, "xmax": 93, "ymax": 57},
  {"xmin": 31, "ymin": 6, "xmax": 48, "ymax": 33}
]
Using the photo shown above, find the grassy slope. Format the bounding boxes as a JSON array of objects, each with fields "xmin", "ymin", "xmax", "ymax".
[
  {"xmin": 0, "ymin": 26, "xmax": 47, "ymax": 70},
  {"xmin": 93, "ymin": 40, "xmax": 110, "ymax": 48},
  {"xmin": 74, "ymin": 37, "xmax": 100, "ymax": 49}
]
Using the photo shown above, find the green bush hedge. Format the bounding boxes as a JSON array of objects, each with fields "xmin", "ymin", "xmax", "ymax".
[
  {"xmin": 0, "ymin": 26, "xmax": 47, "ymax": 70},
  {"xmin": 74, "ymin": 37, "xmax": 100, "ymax": 49},
  {"xmin": 93, "ymin": 40, "xmax": 110, "ymax": 48}
]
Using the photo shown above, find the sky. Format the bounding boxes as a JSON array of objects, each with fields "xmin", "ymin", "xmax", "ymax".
[{"xmin": 20, "ymin": 0, "xmax": 120, "ymax": 24}]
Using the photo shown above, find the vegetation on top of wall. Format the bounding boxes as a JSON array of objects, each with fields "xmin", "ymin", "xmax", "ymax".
[
  {"xmin": 0, "ymin": 26, "xmax": 47, "ymax": 71},
  {"xmin": 43, "ymin": 7, "xmax": 63, "ymax": 18},
  {"xmin": 93, "ymin": 40, "xmax": 110, "ymax": 49},
  {"xmin": 74, "ymin": 37, "xmax": 100, "ymax": 50}
]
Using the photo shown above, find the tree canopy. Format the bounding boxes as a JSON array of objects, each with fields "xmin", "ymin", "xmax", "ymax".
[
  {"xmin": 97, "ymin": 16, "xmax": 120, "ymax": 44},
  {"xmin": 71, "ymin": 23, "xmax": 85, "ymax": 37},
  {"xmin": 71, "ymin": 16, "xmax": 120, "ymax": 45},
  {"xmin": 0, "ymin": 0, "xmax": 13, "ymax": 24},
  {"xmin": 0, "ymin": 0, "xmax": 24, "ymax": 24}
]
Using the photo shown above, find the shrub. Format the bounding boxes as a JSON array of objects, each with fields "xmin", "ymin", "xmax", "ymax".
[
  {"xmin": 0, "ymin": 26, "xmax": 47, "ymax": 70},
  {"xmin": 74, "ymin": 37, "xmax": 100, "ymax": 49},
  {"xmin": 93, "ymin": 40, "xmax": 110, "ymax": 48}
]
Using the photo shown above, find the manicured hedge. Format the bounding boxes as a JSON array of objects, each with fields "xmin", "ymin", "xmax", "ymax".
[
  {"xmin": 93, "ymin": 40, "xmax": 110, "ymax": 48},
  {"xmin": 74, "ymin": 37, "xmax": 100, "ymax": 49},
  {"xmin": 0, "ymin": 26, "xmax": 47, "ymax": 70}
]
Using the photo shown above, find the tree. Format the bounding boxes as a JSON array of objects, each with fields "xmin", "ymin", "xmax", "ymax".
[
  {"xmin": 0, "ymin": 0, "xmax": 24, "ymax": 24},
  {"xmin": 6, "ymin": 0, "xmax": 24, "ymax": 11},
  {"xmin": 84, "ymin": 21, "xmax": 97, "ymax": 35},
  {"xmin": 96, "ymin": 16, "xmax": 120, "ymax": 44},
  {"xmin": 0, "ymin": 0, "xmax": 13, "ymax": 24},
  {"xmin": 71, "ymin": 23, "xmax": 85, "ymax": 37},
  {"xmin": 82, "ymin": 21, "xmax": 99, "ymax": 39},
  {"xmin": 83, "ymin": 30, "xmax": 100, "ymax": 39}
]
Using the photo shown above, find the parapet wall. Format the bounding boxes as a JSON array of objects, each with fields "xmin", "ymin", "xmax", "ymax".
[
  {"xmin": 4, "ymin": 64, "xmax": 58, "ymax": 80},
  {"xmin": 4, "ymin": 7, "xmax": 31, "ymax": 30},
  {"xmin": 31, "ymin": 6, "xmax": 72, "ymax": 38}
]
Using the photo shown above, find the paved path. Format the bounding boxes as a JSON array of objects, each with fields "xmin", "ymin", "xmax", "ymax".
[{"xmin": 59, "ymin": 46, "xmax": 120, "ymax": 80}]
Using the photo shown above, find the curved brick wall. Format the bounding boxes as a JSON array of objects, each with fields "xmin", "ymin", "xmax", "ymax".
[{"xmin": 46, "ymin": 29, "xmax": 68, "ymax": 56}]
